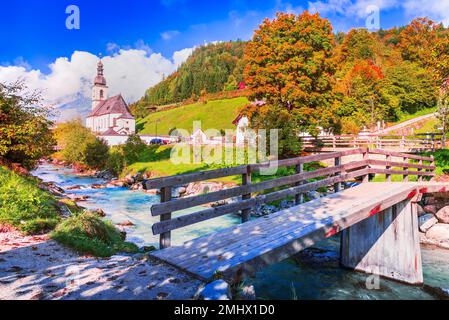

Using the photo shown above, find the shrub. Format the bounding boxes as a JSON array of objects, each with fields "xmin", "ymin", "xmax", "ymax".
[
  {"xmin": 51, "ymin": 211, "xmax": 138, "ymax": 257},
  {"xmin": 84, "ymin": 137, "xmax": 110, "ymax": 169},
  {"xmin": 0, "ymin": 166, "xmax": 60, "ymax": 234}
]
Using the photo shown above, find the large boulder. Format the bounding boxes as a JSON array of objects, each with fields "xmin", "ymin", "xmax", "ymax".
[
  {"xmin": 426, "ymin": 224, "xmax": 449, "ymax": 243},
  {"xmin": 196, "ymin": 280, "xmax": 231, "ymax": 300},
  {"xmin": 436, "ymin": 206, "xmax": 449, "ymax": 224},
  {"xmin": 185, "ymin": 182, "xmax": 224, "ymax": 196},
  {"xmin": 419, "ymin": 214, "xmax": 438, "ymax": 233}
]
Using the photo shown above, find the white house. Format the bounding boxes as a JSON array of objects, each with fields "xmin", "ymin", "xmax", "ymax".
[
  {"xmin": 86, "ymin": 60, "xmax": 136, "ymax": 136},
  {"xmin": 232, "ymin": 113, "xmax": 250, "ymax": 146}
]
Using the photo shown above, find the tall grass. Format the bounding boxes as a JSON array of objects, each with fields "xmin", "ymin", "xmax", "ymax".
[{"xmin": 0, "ymin": 166, "xmax": 60, "ymax": 234}]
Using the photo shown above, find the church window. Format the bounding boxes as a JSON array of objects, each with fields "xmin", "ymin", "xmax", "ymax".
[{"xmin": 100, "ymin": 90, "xmax": 104, "ymax": 99}]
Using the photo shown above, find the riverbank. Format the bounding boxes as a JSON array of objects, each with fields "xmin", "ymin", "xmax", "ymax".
[{"xmin": 0, "ymin": 228, "xmax": 202, "ymax": 300}]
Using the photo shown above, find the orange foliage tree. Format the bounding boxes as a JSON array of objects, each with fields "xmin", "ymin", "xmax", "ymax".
[{"xmin": 243, "ymin": 11, "xmax": 337, "ymax": 157}]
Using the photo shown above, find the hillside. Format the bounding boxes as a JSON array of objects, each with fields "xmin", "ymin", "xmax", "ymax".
[
  {"xmin": 137, "ymin": 97, "xmax": 248, "ymax": 135},
  {"xmin": 133, "ymin": 41, "xmax": 246, "ymax": 111}
]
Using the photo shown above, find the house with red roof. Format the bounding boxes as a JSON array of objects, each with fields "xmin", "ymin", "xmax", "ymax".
[{"xmin": 85, "ymin": 60, "xmax": 136, "ymax": 136}]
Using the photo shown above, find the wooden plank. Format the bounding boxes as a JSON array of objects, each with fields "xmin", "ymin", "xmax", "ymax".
[
  {"xmin": 250, "ymin": 148, "xmax": 367, "ymax": 172},
  {"xmin": 369, "ymin": 168, "xmax": 435, "ymax": 176},
  {"xmin": 370, "ymin": 149, "xmax": 433, "ymax": 161},
  {"xmin": 144, "ymin": 165, "xmax": 248, "ymax": 189},
  {"xmin": 163, "ymin": 183, "xmax": 406, "ymax": 271},
  {"xmin": 368, "ymin": 159, "xmax": 434, "ymax": 171},
  {"xmin": 151, "ymin": 160, "xmax": 369, "ymax": 216},
  {"xmin": 153, "ymin": 183, "xmax": 398, "ymax": 269}
]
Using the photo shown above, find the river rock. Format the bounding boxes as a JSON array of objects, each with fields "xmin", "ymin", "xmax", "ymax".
[
  {"xmin": 423, "ymin": 205, "xmax": 437, "ymax": 214},
  {"xmin": 172, "ymin": 187, "xmax": 187, "ymax": 198},
  {"xmin": 239, "ymin": 285, "xmax": 256, "ymax": 300},
  {"xmin": 426, "ymin": 224, "xmax": 449, "ymax": 242},
  {"xmin": 131, "ymin": 182, "xmax": 143, "ymax": 191},
  {"xmin": 306, "ymin": 191, "xmax": 322, "ymax": 200},
  {"xmin": 419, "ymin": 214, "xmax": 438, "ymax": 233},
  {"xmin": 196, "ymin": 280, "xmax": 231, "ymax": 300},
  {"xmin": 117, "ymin": 220, "xmax": 135, "ymax": 227},
  {"xmin": 66, "ymin": 185, "xmax": 82, "ymax": 190},
  {"xmin": 185, "ymin": 182, "xmax": 224, "ymax": 196},
  {"xmin": 93, "ymin": 208, "xmax": 106, "ymax": 217},
  {"xmin": 132, "ymin": 172, "xmax": 144, "ymax": 182},
  {"xmin": 96, "ymin": 170, "xmax": 115, "ymax": 180},
  {"xmin": 91, "ymin": 184, "xmax": 106, "ymax": 189},
  {"xmin": 436, "ymin": 206, "xmax": 449, "ymax": 224},
  {"xmin": 73, "ymin": 195, "xmax": 89, "ymax": 202},
  {"xmin": 124, "ymin": 175, "xmax": 135, "ymax": 184}
]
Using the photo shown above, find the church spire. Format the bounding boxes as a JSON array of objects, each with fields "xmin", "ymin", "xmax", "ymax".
[
  {"xmin": 92, "ymin": 58, "xmax": 108, "ymax": 110},
  {"xmin": 94, "ymin": 59, "xmax": 107, "ymax": 86}
]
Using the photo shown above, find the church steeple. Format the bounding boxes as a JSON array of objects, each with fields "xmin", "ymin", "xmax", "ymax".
[{"xmin": 92, "ymin": 58, "xmax": 108, "ymax": 110}]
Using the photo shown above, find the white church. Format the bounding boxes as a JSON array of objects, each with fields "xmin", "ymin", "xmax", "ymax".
[{"xmin": 86, "ymin": 60, "xmax": 136, "ymax": 136}]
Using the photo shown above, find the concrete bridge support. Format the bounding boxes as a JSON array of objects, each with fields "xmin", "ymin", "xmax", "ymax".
[{"xmin": 340, "ymin": 198, "xmax": 423, "ymax": 284}]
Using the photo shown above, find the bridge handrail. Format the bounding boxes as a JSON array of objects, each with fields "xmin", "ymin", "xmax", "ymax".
[{"xmin": 143, "ymin": 148, "xmax": 435, "ymax": 248}]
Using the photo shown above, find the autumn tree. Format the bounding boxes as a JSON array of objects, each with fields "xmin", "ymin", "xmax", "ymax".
[
  {"xmin": 0, "ymin": 81, "xmax": 55, "ymax": 169},
  {"xmin": 398, "ymin": 18, "xmax": 443, "ymax": 67},
  {"xmin": 243, "ymin": 11, "xmax": 337, "ymax": 156}
]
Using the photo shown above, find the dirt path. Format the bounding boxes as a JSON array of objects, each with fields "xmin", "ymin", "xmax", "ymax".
[
  {"xmin": 0, "ymin": 229, "xmax": 202, "ymax": 300},
  {"xmin": 377, "ymin": 113, "xmax": 436, "ymax": 134}
]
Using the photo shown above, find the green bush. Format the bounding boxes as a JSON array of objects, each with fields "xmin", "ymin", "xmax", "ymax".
[
  {"xmin": 51, "ymin": 211, "xmax": 138, "ymax": 257},
  {"xmin": 0, "ymin": 166, "xmax": 60, "ymax": 234}
]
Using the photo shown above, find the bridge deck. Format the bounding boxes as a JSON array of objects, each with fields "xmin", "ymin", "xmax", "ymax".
[{"xmin": 150, "ymin": 182, "xmax": 449, "ymax": 282}]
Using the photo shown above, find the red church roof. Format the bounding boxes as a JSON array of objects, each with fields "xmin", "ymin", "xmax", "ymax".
[{"xmin": 87, "ymin": 94, "xmax": 134, "ymax": 119}]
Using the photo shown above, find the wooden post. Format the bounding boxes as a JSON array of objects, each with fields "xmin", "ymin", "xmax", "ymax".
[
  {"xmin": 418, "ymin": 159, "xmax": 423, "ymax": 182},
  {"xmin": 334, "ymin": 156, "xmax": 342, "ymax": 193},
  {"xmin": 401, "ymin": 135, "xmax": 405, "ymax": 150},
  {"xmin": 159, "ymin": 186, "xmax": 172, "ymax": 249},
  {"xmin": 340, "ymin": 198, "xmax": 423, "ymax": 285},
  {"xmin": 432, "ymin": 134, "xmax": 435, "ymax": 152},
  {"xmin": 362, "ymin": 151, "xmax": 369, "ymax": 183},
  {"xmin": 241, "ymin": 166, "xmax": 252, "ymax": 223},
  {"xmin": 403, "ymin": 157, "xmax": 409, "ymax": 182},
  {"xmin": 386, "ymin": 154, "xmax": 392, "ymax": 183},
  {"xmin": 295, "ymin": 163, "xmax": 304, "ymax": 205},
  {"xmin": 430, "ymin": 155, "xmax": 435, "ymax": 181},
  {"xmin": 332, "ymin": 136, "xmax": 336, "ymax": 149}
]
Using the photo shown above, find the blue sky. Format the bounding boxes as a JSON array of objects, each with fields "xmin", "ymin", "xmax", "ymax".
[
  {"xmin": 1, "ymin": 0, "xmax": 448, "ymax": 119},
  {"xmin": 1, "ymin": 0, "xmax": 445, "ymax": 71}
]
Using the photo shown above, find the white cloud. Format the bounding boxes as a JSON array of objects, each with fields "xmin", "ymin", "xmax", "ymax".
[
  {"xmin": 160, "ymin": 30, "xmax": 181, "ymax": 40},
  {"xmin": 0, "ymin": 46, "xmax": 195, "ymax": 120},
  {"xmin": 172, "ymin": 47, "xmax": 195, "ymax": 67},
  {"xmin": 308, "ymin": 0, "xmax": 449, "ymax": 26},
  {"xmin": 402, "ymin": 0, "xmax": 449, "ymax": 26}
]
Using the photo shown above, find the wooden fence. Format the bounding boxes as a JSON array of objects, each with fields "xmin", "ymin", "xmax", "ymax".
[
  {"xmin": 301, "ymin": 134, "xmax": 443, "ymax": 152},
  {"xmin": 143, "ymin": 148, "xmax": 435, "ymax": 249}
]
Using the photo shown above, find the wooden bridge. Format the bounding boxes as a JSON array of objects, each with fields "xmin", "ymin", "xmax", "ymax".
[{"xmin": 144, "ymin": 148, "xmax": 447, "ymax": 285}]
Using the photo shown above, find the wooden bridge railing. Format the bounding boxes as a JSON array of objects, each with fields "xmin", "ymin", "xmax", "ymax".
[
  {"xmin": 144, "ymin": 148, "xmax": 435, "ymax": 249},
  {"xmin": 301, "ymin": 134, "xmax": 443, "ymax": 152}
]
